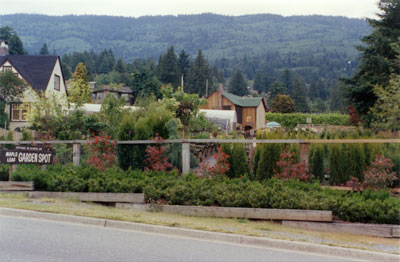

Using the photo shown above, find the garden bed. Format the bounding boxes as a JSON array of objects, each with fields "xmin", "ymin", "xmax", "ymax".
[{"xmin": 10, "ymin": 164, "xmax": 400, "ymax": 225}]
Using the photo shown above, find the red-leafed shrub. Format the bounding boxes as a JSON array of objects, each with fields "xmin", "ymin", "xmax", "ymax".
[
  {"xmin": 196, "ymin": 148, "xmax": 230, "ymax": 178},
  {"xmin": 144, "ymin": 135, "xmax": 172, "ymax": 172},
  {"xmin": 348, "ymin": 105, "xmax": 361, "ymax": 126},
  {"xmin": 273, "ymin": 146, "xmax": 314, "ymax": 182},
  {"xmin": 347, "ymin": 153, "xmax": 397, "ymax": 191},
  {"xmin": 87, "ymin": 135, "xmax": 117, "ymax": 171}
]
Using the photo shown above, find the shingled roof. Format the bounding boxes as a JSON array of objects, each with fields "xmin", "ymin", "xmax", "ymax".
[
  {"xmin": 0, "ymin": 55, "xmax": 58, "ymax": 92},
  {"xmin": 222, "ymin": 91, "xmax": 266, "ymax": 109}
]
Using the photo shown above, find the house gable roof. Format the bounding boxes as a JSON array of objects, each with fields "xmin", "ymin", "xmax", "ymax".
[
  {"xmin": 0, "ymin": 55, "xmax": 58, "ymax": 92},
  {"xmin": 93, "ymin": 85, "xmax": 133, "ymax": 94},
  {"xmin": 222, "ymin": 91, "xmax": 265, "ymax": 108}
]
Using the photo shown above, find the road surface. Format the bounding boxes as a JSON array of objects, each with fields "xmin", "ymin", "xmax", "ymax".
[{"xmin": 0, "ymin": 215, "xmax": 356, "ymax": 262}]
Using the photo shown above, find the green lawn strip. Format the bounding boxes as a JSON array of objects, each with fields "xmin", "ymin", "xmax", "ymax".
[{"xmin": 0, "ymin": 193, "xmax": 398, "ymax": 254}]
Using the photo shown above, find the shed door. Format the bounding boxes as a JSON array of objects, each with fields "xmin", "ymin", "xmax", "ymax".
[{"xmin": 235, "ymin": 106, "xmax": 242, "ymax": 124}]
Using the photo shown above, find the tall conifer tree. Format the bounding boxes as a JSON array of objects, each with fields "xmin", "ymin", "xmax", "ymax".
[
  {"xmin": 345, "ymin": 0, "xmax": 400, "ymax": 124},
  {"xmin": 185, "ymin": 50, "xmax": 210, "ymax": 96}
]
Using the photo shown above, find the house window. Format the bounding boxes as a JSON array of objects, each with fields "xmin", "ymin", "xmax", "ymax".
[
  {"xmin": 2, "ymin": 66, "xmax": 12, "ymax": 72},
  {"xmin": 11, "ymin": 104, "xmax": 30, "ymax": 121},
  {"xmin": 97, "ymin": 93, "xmax": 103, "ymax": 100},
  {"xmin": 223, "ymin": 105, "xmax": 231, "ymax": 110},
  {"xmin": 246, "ymin": 116, "xmax": 252, "ymax": 123},
  {"xmin": 54, "ymin": 74, "xmax": 60, "ymax": 91}
]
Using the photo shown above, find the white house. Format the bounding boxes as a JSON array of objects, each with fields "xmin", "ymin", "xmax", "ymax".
[{"xmin": 0, "ymin": 41, "xmax": 68, "ymax": 131}]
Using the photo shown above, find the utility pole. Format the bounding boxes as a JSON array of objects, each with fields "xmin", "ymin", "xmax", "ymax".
[{"xmin": 205, "ymin": 79, "xmax": 209, "ymax": 97}]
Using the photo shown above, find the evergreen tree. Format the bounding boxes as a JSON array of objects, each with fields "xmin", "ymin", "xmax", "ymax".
[
  {"xmin": 130, "ymin": 66, "xmax": 161, "ymax": 101},
  {"xmin": 185, "ymin": 50, "xmax": 210, "ymax": 96},
  {"xmin": 370, "ymin": 75, "xmax": 400, "ymax": 131},
  {"xmin": 329, "ymin": 85, "xmax": 346, "ymax": 112},
  {"xmin": 157, "ymin": 46, "xmax": 180, "ymax": 87},
  {"xmin": 292, "ymin": 76, "xmax": 310, "ymax": 112},
  {"xmin": 114, "ymin": 59, "xmax": 125, "ymax": 73},
  {"xmin": 61, "ymin": 62, "xmax": 72, "ymax": 81},
  {"xmin": 280, "ymin": 68, "xmax": 293, "ymax": 95},
  {"xmin": 221, "ymin": 143, "xmax": 249, "ymax": 178},
  {"xmin": 268, "ymin": 80, "xmax": 286, "ymax": 103},
  {"xmin": 178, "ymin": 49, "xmax": 191, "ymax": 86},
  {"xmin": 97, "ymin": 49, "xmax": 116, "ymax": 74},
  {"xmin": 344, "ymin": 0, "xmax": 400, "ymax": 124},
  {"xmin": 0, "ymin": 26, "xmax": 26, "ymax": 55},
  {"xmin": 0, "ymin": 26, "xmax": 13, "ymax": 41},
  {"xmin": 39, "ymin": 43, "xmax": 49, "ymax": 55},
  {"xmin": 8, "ymin": 34, "xmax": 26, "ymax": 55},
  {"xmin": 229, "ymin": 69, "xmax": 248, "ymax": 96},
  {"xmin": 253, "ymin": 70, "xmax": 272, "ymax": 93},
  {"xmin": 308, "ymin": 79, "xmax": 320, "ymax": 100},
  {"xmin": 68, "ymin": 63, "xmax": 92, "ymax": 106}
]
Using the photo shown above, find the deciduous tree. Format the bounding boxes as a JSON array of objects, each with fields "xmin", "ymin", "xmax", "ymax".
[{"xmin": 271, "ymin": 94, "xmax": 296, "ymax": 113}]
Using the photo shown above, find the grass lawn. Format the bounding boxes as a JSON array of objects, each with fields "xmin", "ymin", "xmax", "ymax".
[{"xmin": 0, "ymin": 192, "xmax": 398, "ymax": 254}]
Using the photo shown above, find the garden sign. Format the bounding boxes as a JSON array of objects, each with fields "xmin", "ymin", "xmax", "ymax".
[{"xmin": 0, "ymin": 146, "xmax": 54, "ymax": 165}]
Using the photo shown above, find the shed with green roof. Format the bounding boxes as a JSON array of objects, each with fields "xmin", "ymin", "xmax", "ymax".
[{"xmin": 203, "ymin": 85, "xmax": 267, "ymax": 130}]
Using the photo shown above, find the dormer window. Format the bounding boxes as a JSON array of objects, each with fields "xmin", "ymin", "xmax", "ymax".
[{"xmin": 54, "ymin": 74, "xmax": 60, "ymax": 91}]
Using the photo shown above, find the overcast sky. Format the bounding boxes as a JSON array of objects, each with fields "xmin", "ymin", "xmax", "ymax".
[{"xmin": 1, "ymin": 0, "xmax": 379, "ymax": 18}]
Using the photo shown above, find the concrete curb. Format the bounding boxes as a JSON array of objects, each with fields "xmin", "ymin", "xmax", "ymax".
[{"xmin": 0, "ymin": 207, "xmax": 398, "ymax": 262}]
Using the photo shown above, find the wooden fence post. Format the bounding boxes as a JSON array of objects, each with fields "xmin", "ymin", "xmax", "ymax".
[
  {"xmin": 9, "ymin": 164, "xmax": 17, "ymax": 181},
  {"xmin": 299, "ymin": 142, "xmax": 310, "ymax": 166},
  {"xmin": 73, "ymin": 143, "xmax": 81, "ymax": 166},
  {"xmin": 182, "ymin": 142, "xmax": 190, "ymax": 174}
]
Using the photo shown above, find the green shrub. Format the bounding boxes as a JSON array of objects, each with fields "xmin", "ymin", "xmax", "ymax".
[
  {"xmin": 221, "ymin": 143, "xmax": 249, "ymax": 179},
  {"xmin": 0, "ymin": 164, "xmax": 9, "ymax": 181},
  {"xmin": 309, "ymin": 145, "xmax": 325, "ymax": 182},
  {"xmin": 265, "ymin": 112, "xmax": 350, "ymax": 128},
  {"xmin": 10, "ymin": 162, "xmax": 400, "ymax": 225}
]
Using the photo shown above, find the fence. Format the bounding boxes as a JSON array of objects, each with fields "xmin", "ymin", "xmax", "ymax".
[{"xmin": 0, "ymin": 139, "xmax": 399, "ymax": 174}]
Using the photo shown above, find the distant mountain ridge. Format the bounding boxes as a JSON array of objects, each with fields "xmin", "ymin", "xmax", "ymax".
[{"xmin": 0, "ymin": 13, "xmax": 370, "ymax": 61}]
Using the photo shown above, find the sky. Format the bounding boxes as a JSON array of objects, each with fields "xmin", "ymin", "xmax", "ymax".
[{"xmin": 1, "ymin": 0, "xmax": 380, "ymax": 18}]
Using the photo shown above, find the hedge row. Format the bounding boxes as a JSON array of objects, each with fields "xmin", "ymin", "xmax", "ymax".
[
  {"xmin": 265, "ymin": 112, "xmax": 350, "ymax": 128},
  {"xmin": 11, "ymin": 164, "xmax": 400, "ymax": 225}
]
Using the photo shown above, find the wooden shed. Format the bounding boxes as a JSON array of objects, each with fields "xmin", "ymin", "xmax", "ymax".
[{"xmin": 203, "ymin": 85, "xmax": 267, "ymax": 130}]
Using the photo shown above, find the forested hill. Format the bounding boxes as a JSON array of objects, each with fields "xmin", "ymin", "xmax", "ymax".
[{"xmin": 0, "ymin": 13, "xmax": 370, "ymax": 61}]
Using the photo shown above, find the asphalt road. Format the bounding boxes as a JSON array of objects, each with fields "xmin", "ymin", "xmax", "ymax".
[{"xmin": 0, "ymin": 215, "xmax": 356, "ymax": 262}]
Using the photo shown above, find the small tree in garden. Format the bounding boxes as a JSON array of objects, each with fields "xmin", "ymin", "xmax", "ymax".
[
  {"xmin": 87, "ymin": 135, "xmax": 117, "ymax": 171},
  {"xmin": 271, "ymin": 94, "xmax": 296, "ymax": 113},
  {"xmin": 348, "ymin": 105, "xmax": 361, "ymax": 126},
  {"xmin": 196, "ymin": 148, "xmax": 230, "ymax": 178},
  {"xmin": 347, "ymin": 153, "xmax": 397, "ymax": 191},
  {"xmin": 144, "ymin": 135, "xmax": 172, "ymax": 172},
  {"xmin": 273, "ymin": 146, "xmax": 314, "ymax": 182}
]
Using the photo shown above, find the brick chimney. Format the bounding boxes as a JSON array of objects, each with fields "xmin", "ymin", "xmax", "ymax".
[
  {"xmin": 218, "ymin": 83, "xmax": 223, "ymax": 109},
  {"xmin": 0, "ymin": 41, "xmax": 9, "ymax": 56}
]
